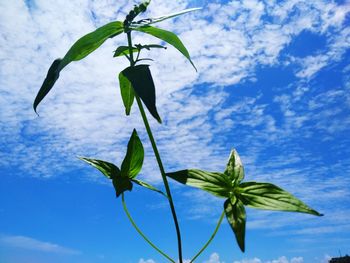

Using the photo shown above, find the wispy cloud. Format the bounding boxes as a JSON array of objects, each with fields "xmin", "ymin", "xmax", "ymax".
[
  {"xmin": 234, "ymin": 256, "xmax": 304, "ymax": 263},
  {"xmin": 1, "ymin": 0, "xmax": 348, "ymax": 180},
  {"xmin": 139, "ymin": 258, "xmax": 156, "ymax": 263},
  {"xmin": 0, "ymin": 0, "xmax": 349, "ymax": 250},
  {"xmin": 0, "ymin": 234, "xmax": 81, "ymax": 255},
  {"xmin": 138, "ymin": 253, "xmax": 309, "ymax": 263}
]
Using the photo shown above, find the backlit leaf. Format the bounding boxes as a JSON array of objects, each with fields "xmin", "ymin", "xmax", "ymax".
[
  {"xmin": 132, "ymin": 179, "xmax": 166, "ymax": 197},
  {"xmin": 34, "ymin": 21, "xmax": 124, "ymax": 113},
  {"xmin": 121, "ymin": 129, "xmax": 144, "ymax": 178},
  {"xmin": 238, "ymin": 182, "xmax": 322, "ymax": 216},
  {"xmin": 224, "ymin": 199, "xmax": 246, "ymax": 252},
  {"xmin": 134, "ymin": 26, "xmax": 196, "ymax": 71},
  {"xmin": 122, "ymin": 65, "xmax": 162, "ymax": 123},
  {"xmin": 119, "ymin": 72, "xmax": 135, "ymax": 115},
  {"xmin": 114, "ymin": 46, "xmax": 138, "ymax": 57},
  {"xmin": 78, "ymin": 157, "xmax": 120, "ymax": 179},
  {"xmin": 166, "ymin": 169, "xmax": 231, "ymax": 198},
  {"xmin": 224, "ymin": 149, "xmax": 244, "ymax": 185}
]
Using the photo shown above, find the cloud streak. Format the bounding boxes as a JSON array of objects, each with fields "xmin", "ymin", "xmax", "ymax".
[
  {"xmin": 0, "ymin": 0, "xmax": 349, "ymax": 247},
  {"xmin": 0, "ymin": 234, "xmax": 81, "ymax": 255}
]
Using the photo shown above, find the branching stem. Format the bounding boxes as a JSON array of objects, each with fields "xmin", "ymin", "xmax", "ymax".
[
  {"xmin": 121, "ymin": 193, "xmax": 175, "ymax": 263},
  {"xmin": 127, "ymin": 31, "xmax": 184, "ymax": 263},
  {"xmin": 190, "ymin": 211, "xmax": 225, "ymax": 262}
]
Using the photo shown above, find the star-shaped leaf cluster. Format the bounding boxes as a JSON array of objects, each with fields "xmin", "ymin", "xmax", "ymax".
[
  {"xmin": 166, "ymin": 149, "xmax": 322, "ymax": 252},
  {"xmin": 80, "ymin": 129, "xmax": 164, "ymax": 197}
]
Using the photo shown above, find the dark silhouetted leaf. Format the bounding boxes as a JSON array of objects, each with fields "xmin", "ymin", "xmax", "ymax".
[
  {"xmin": 134, "ymin": 26, "xmax": 196, "ymax": 71},
  {"xmin": 238, "ymin": 182, "xmax": 322, "ymax": 216},
  {"xmin": 78, "ymin": 157, "xmax": 120, "ymax": 179},
  {"xmin": 224, "ymin": 199, "xmax": 246, "ymax": 252},
  {"xmin": 119, "ymin": 72, "xmax": 135, "ymax": 115},
  {"xmin": 132, "ymin": 179, "xmax": 166, "ymax": 196},
  {"xmin": 34, "ymin": 21, "xmax": 124, "ymax": 113},
  {"xmin": 121, "ymin": 129, "xmax": 144, "ymax": 178},
  {"xmin": 33, "ymin": 59, "xmax": 62, "ymax": 114},
  {"xmin": 122, "ymin": 65, "xmax": 162, "ymax": 123},
  {"xmin": 166, "ymin": 169, "xmax": 231, "ymax": 198},
  {"xmin": 113, "ymin": 176, "xmax": 133, "ymax": 197},
  {"xmin": 224, "ymin": 149, "xmax": 244, "ymax": 185}
]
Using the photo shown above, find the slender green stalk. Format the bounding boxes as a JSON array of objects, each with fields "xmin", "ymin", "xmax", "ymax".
[
  {"xmin": 127, "ymin": 31, "xmax": 184, "ymax": 263},
  {"xmin": 122, "ymin": 194, "xmax": 175, "ymax": 263},
  {"xmin": 127, "ymin": 32, "xmax": 135, "ymax": 66},
  {"xmin": 190, "ymin": 211, "xmax": 225, "ymax": 263}
]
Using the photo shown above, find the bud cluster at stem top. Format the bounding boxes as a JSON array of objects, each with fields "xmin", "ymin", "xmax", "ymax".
[{"xmin": 123, "ymin": 0, "xmax": 151, "ymax": 29}]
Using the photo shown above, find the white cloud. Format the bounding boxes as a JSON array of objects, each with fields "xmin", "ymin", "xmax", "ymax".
[
  {"xmin": 234, "ymin": 256, "xmax": 303, "ymax": 263},
  {"xmin": 204, "ymin": 252, "xmax": 225, "ymax": 263},
  {"xmin": 0, "ymin": 0, "xmax": 350, "ymax": 249},
  {"xmin": 139, "ymin": 258, "xmax": 156, "ymax": 263},
  {"xmin": 138, "ymin": 252, "xmax": 224, "ymax": 263},
  {"xmin": 0, "ymin": 0, "xmax": 348, "ymax": 181},
  {"xmin": 0, "ymin": 234, "xmax": 80, "ymax": 255},
  {"xmin": 234, "ymin": 258, "xmax": 262, "ymax": 263}
]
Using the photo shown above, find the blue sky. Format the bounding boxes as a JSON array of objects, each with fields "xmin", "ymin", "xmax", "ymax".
[{"xmin": 0, "ymin": 0, "xmax": 350, "ymax": 262}]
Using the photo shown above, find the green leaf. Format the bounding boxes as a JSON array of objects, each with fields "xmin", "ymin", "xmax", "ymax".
[
  {"xmin": 114, "ymin": 46, "xmax": 138, "ymax": 57},
  {"xmin": 119, "ymin": 72, "xmax": 135, "ymax": 115},
  {"xmin": 34, "ymin": 21, "xmax": 124, "ymax": 113},
  {"xmin": 238, "ymin": 182, "xmax": 322, "ymax": 216},
  {"xmin": 131, "ymin": 179, "xmax": 166, "ymax": 197},
  {"xmin": 78, "ymin": 157, "xmax": 120, "ymax": 179},
  {"xmin": 132, "ymin": 8, "xmax": 201, "ymax": 26},
  {"xmin": 114, "ymin": 44, "xmax": 166, "ymax": 58},
  {"xmin": 113, "ymin": 176, "xmax": 133, "ymax": 197},
  {"xmin": 122, "ymin": 65, "xmax": 162, "ymax": 123},
  {"xmin": 33, "ymin": 59, "xmax": 62, "ymax": 114},
  {"xmin": 224, "ymin": 199, "xmax": 246, "ymax": 252},
  {"xmin": 166, "ymin": 169, "xmax": 231, "ymax": 198},
  {"xmin": 121, "ymin": 129, "xmax": 144, "ymax": 178},
  {"xmin": 134, "ymin": 26, "xmax": 197, "ymax": 71},
  {"xmin": 224, "ymin": 149, "xmax": 244, "ymax": 185}
]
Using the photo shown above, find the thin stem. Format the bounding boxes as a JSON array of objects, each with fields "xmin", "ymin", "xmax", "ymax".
[
  {"xmin": 135, "ymin": 95, "xmax": 184, "ymax": 263},
  {"xmin": 122, "ymin": 194, "xmax": 175, "ymax": 263},
  {"xmin": 190, "ymin": 211, "xmax": 225, "ymax": 263},
  {"xmin": 135, "ymin": 49, "xmax": 141, "ymax": 62},
  {"xmin": 127, "ymin": 32, "xmax": 135, "ymax": 66},
  {"xmin": 126, "ymin": 31, "xmax": 184, "ymax": 263}
]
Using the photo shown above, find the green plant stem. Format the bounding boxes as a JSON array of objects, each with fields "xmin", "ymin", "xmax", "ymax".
[
  {"xmin": 127, "ymin": 31, "xmax": 184, "ymax": 263},
  {"xmin": 127, "ymin": 32, "xmax": 135, "ymax": 66},
  {"xmin": 135, "ymin": 94, "xmax": 184, "ymax": 262},
  {"xmin": 121, "ymin": 193, "xmax": 175, "ymax": 263},
  {"xmin": 190, "ymin": 211, "xmax": 225, "ymax": 263}
]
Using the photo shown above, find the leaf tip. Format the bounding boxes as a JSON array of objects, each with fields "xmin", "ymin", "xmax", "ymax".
[
  {"xmin": 33, "ymin": 106, "xmax": 39, "ymax": 116},
  {"xmin": 238, "ymin": 242, "xmax": 245, "ymax": 253},
  {"xmin": 191, "ymin": 61, "xmax": 198, "ymax": 72},
  {"xmin": 313, "ymin": 210, "xmax": 324, "ymax": 216}
]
